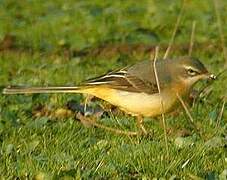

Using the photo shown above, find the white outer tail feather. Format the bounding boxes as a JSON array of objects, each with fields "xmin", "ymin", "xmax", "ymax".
[{"xmin": 2, "ymin": 86, "xmax": 81, "ymax": 94}]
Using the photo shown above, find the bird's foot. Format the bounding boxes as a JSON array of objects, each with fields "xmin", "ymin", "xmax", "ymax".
[{"xmin": 76, "ymin": 113, "xmax": 139, "ymax": 136}]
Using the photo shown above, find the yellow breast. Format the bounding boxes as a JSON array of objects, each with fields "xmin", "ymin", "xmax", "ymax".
[{"xmin": 80, "ymin": 87, "xmax": 178, "ymax": 117}]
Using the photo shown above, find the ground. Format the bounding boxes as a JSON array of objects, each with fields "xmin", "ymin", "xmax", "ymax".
[{"xmin": 0, "ymin": 0, "xmax": 226, "ymax": 179}]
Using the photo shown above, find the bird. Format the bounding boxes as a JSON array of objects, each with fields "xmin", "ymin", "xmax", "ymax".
[{"xmin": 3, "ymin": 56, "xmax": 216, "ymax": 134}]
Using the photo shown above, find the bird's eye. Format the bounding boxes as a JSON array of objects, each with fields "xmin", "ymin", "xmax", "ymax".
[{"xmin": 187, "ymin": 68, "xmax": 197, "ymax": 76}]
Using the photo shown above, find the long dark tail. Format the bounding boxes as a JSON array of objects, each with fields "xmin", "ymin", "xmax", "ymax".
[{"xmin": 2, "ymin": 86, "xmax": 82, "ymax": 94}]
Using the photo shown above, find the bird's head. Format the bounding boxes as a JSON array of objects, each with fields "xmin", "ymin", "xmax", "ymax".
[{"xmin": 166, "ymin": 56, "xmax": 216, "ymax": 90}]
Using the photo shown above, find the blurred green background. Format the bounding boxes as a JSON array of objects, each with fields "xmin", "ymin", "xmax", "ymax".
[{"xmin": 0, "ymin": 0, "xmax": 226, "ymax": 179}]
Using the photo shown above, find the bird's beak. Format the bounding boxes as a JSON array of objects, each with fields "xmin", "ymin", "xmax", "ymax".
[
  {"xmin": 201, "ymin": 73, "xmax": 216, "ymax": 80},
  {"xmin": 207, "ymin": 73, "xmax": 216, "ymax": 80}
]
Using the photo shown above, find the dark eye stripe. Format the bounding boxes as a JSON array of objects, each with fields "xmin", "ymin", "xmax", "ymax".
[{"xmin": 187, "ymin": 68, "xmax": 200, "ymax": 76}]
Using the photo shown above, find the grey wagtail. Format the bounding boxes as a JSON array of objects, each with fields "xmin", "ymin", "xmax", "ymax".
[{"xmin": 3, "ymin": 56, "xmax": 216, "ymax": 134}]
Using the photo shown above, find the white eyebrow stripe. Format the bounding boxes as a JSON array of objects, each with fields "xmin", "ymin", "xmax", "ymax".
[{"xmin": 183, "ymin": 65, "xmax": 200, "ymax": 72}]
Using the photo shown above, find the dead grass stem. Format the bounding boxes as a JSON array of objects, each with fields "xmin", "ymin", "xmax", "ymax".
[{"xmin": 152, "ymin": 46, "xmax": 169, "ymax": 157}]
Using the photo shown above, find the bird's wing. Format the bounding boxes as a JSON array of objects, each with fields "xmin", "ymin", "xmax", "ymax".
[{"xmin": 84, "ymin": 61, "xmax": 161, "ymax": 94}]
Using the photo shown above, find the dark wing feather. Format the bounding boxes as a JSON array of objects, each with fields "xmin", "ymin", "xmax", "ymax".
[
  {"xmin": 125, "ymin": 75, "xmax": 159, "ymax": 94},
  {"xmin": 84, "ymin": 66, "xmax": 159, "ymax": 94}
]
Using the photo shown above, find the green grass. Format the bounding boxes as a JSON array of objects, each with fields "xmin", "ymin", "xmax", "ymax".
[{"xmin": 0, "ymin": 0, "xmax": 227, "ymax": 179}]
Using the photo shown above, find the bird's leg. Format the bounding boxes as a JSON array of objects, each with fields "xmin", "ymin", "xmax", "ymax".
[
  {"xmin": 83, "ymin": 94, "xmax": 94, "ymax": 116},
  {"xmin": 136, "ymin": 116, "xmax": 148, "ymax": 135},
  {"xmin": 76, "ymin": 113, "xmax": 139, "ymax": 136},
  {"xmin": 80, "ymin": 97, "xmax": 142, "ymax": 136}
]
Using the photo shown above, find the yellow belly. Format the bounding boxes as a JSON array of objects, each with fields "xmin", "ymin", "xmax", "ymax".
[{"xmin": 80, "ymin": 87, "xmax": 178, "ymax": 117}]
